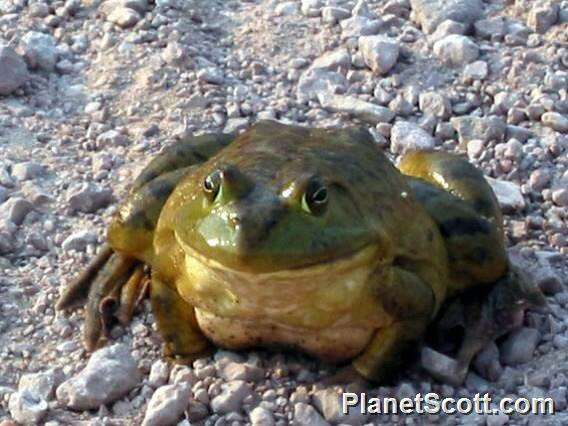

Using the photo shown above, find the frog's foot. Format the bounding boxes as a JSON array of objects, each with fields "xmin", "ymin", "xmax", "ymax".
[
  {"xmin": 319, "ymin": 365, "xmax": 370, "ymax": 391},
  {"xmin": 425, "ymin": 265, "xmax": 548, "ymax": 385},
  {"xmin": 56, "ymin": 245, "xmax": 148, "ymax": 351}
]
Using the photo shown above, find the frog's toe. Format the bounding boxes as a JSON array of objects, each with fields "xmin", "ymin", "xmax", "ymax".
[
  {"xmin": 421, "ymin": 347, "xmax": 468, "ymax": 386},
  {"xmin": 319, "ymin": 365, "xmax": 370, "ymax": 389}
]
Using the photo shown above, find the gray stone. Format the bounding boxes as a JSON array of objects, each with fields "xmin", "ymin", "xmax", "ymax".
[
  {"xmin": 0, "ymin": 44, "xmax": 29, "ymax": 95},
  {"xmin": 358, "ymin": 35, "xmax": 399, "ymax": 75},
  {"xmin": 250, "ymin": 406, "xmax": 275, "ymax": 426},
  {"xmin": 552, "ymin": 188, "xmax": 568, "ymax": 207},
  {"xmin": 56, "ymin": 343, "xmax": 141, "ymax": 410},
  {"xmin": 11, "ymin": 162, "xmax": 46, "ymax": 181},
  {"xmin": 527, "ymin": 4, "xmax": 559, "ymax": 33},
  {"xmin": 486, "ymin": 178, "xmax": 526, "ymax": 212},
  {"xmin": 409, "ymin": 0, "xmax": 484, "ymax": 33},
  {"xmin": 318, "ymin": 93, "xmax": 394, "ymax": 123},
  {"xmin": 293, "ymin": 403, "xmax": 330, "ymax": 426},
  {"xmin": 67, "ymin": 184, "xmax": 113, "ymax": 213},
  {"xmin": 430, "ymin": 19, "xmax": 466, "ymax": 43},
  {"xmin": 500, "ymin": 327, "xmax": 540, "ymax": 365},
  {"xmin": 210, "ymin": 380, "xmax": 252, "ymax": 414},
  {"xmin": 463, "ymin": 60, "xmax": 488, "ymax": 81},
  {"xmin": 297, "ymin": 69, "xmax": 347, "ymax": 101},
  {"xmin": 301, "ymin": 0, "xmax": 323, "ymax": 17},
  {"xmin": 486, "ymin": 413, "xmax": 510, "ymax": 426},
  {"xmin": 340, "ymin": 16, "xmax": 383, "ymax": 38},
  {"xmin": 311, "ymin": 49, "xmax": 351, "ymax": 71},
  {"xmin": 312, "ymin": 388, "xmax": 369, "ymax": 424},
  {"xmin": 542, "ymin": 112, "xmax": 568, "ymax": 133},
  {"xmin": 321, "ymin": 6, "xmax": 350, "ymax": 24},
  {"xmin": 97, "ymin": 129, "xmax": 129, "ymax": 146},
  {"xmin": 419, "ymin": 91, "xmax": 451, "ymax": 119},
  {"xmin": 19, "ymin": 369, "xmax": 64, "ymax": 401},
  {"xmin": 390, "ymin": 121, "xmax": 436, "ymax": 154},
  {"xmin": 474, "ymin": 17, "xmax": 507, "ymax": 39},
  {"xmin": 451, "ymin": 116, "xmax": 506, "ymax": 144},
  {"xmin": 21, "ymin": 31, "xmax": 58, "ymax": 72},
  {"xmin": 61, "ymin": 230, "xmax": 98, "ymax": 252},
  {"xmin": 223, "ymin": 118, "xmax": 249, "ymax": 134},
  {"xmin": 433, "ymin": 35, "xmax": 479, "ymax": 67},
  {"xmin": 421, "ymin": 347, "xmax": 466, "ymax": 386},
  {"xmin": 142, "ymin": 384, "xmax": 190, "ymax": 426},
  {"xmin": 219, "ymin": 362, "xmax": 264, "ymax": 382},
  {"xmin": 8, "ymin": 390, "xmax": 48, "ymax": 424},
  {"xmin": 107, "ymin": 6, "xmax": 141, "ymax": 28},
  {"xmin": 2, "ymin": 197, "xmax": 33, "ymax": 225},
  {"xmin": 473, "ymin": 342, "xmax": 503, "ymax": 382},
  {"xmin": 197, "ymin": 67, "xmax": 225, "ymax": 85}
]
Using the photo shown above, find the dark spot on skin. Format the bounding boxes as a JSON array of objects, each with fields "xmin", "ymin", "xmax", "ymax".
[
  {"xmin": 192, "ymin": 150, "xmax": 208, "ymax": 162},
  {"xmin": 472, "ymin": 197, "xmax": 493, "ymax": 215},
  {"xmin": 465, "ymin": 247, "xmax": 491, "ymax": 264},
  {"xmin": 148, "ymin": 178, "xmax": 176, "ymax": 200},
  {"xmin": 129, "ymin": 210, "xmax": 154, "ymax": 230},
  {"xmin": 427, "ymin": 229, "xmax": 434, "ymax": 242},
  {"xmin": 439, "ymin": 217, "xmax": 492, "ymax": 238}
]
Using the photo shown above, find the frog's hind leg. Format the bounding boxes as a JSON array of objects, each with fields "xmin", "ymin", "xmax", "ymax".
[{"xmin": 57, "ymin": 247, "xmax": 143, "ymax": 351}]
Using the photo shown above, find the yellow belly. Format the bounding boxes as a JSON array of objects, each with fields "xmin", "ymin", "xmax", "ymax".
[{"xmin": 175, "ymin": 243, "xmax": 393, "ymax": 360}]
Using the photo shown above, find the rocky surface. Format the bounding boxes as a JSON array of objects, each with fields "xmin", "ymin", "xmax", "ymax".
[{"xmin": 0, "ymin": 0, "xmax": 567, "ymax": 425}]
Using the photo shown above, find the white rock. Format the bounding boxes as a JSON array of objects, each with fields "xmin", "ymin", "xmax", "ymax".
[
  {"xmin": 486, "ymin": 178, "xmax": 526, "ymax": 212},
  {"xmin": 552, "ymin": 189, "xmax": 568, "ymax": 207},
  {"xmin": 97, "ymin": 129, "xmax": 129, "ymax": 147},
  {"xmin": 358, "ymin": 35, "xmax": 399, "ymax": 75},
  {"xmin": 21, "ymin": 31, "xmax": 58, "ymax": 72},
  {"xmin": 8, "ymin": 390, "xmax": 48, "ymax": 424},
  {"xmin": 433, "ymin": 34, "xmax": 479, "ymax": 67},
  {"xmin": 107, "ymin": 6, "xmax": 141, "ymax": 28},
  {"xmin": 62, "ymin": 230, "xmax": 98, "ymax": 252},
  {"xmin": 293, "ymin": 403, "xmax": 330, "ymax": 426},
  {"xmin": 0, "ymin": 44, "xmax": 29, "ymax": 95},
  {"xmin": 142, "ymin": 383, "xmax": 190, "ymax": 426},
  {"xmin": 197, "ymin": 67, "xmax": 225, "ymax": 85},
  {"xmin": 390, "ymin": 121, "xmax": 436, "ymax": 154},
  {"xmin": 250, "ymin": 406, "xmax": 275, "ymax": 426},
  {"xmin": 219, "ymin": 362, "xmax": 264, "ymax": 382},
  {"xmin": 312, "ymin": 388, "xmax": 369, "ymax": 424},
  {"xmin": 148, "ymin": 360, "xmax": 170, "ymax": 388},
  {"xmin": 210, "ymin": 380, "xmax": 252, "ymax": 414},
  {"xmin": 340, "ymin": 16, "xmax": 383, "ymax": 38},
  {"xmin": 318, "ymin": 93, "xmax": 394, "ymax": 123},
  {"xmin": 311, "ymin": 49, "xmax": 351, "ymax": 71},
  {"xmin": 500, "ymin": 327, "xmax": 540, "ymax": 365},
  {"xmin": 19, "ymin": 369, "xmax": 64, "ymax": 401},
  {"xmin": 463, "ymin": 61, "xmax": 488, "ymax": 81},
  {"xmin": 11, "ymin": 162, "xmax": 46, "ymax": 181},
  {"xmin": 223, "ymin": 118, "xmax": 249, "ymax": 134},
  {"xmin": 409, "ymin": 0, "xmax": 484, "ymax": 33},
  {"xmin": 527, "ymin": 4, "xmax": 559, "ymax": 33},
  {"xmin": 542, "ymin": 112, "xmax": 568, "ymax": 133},
  {"xmin": 321, "ymin": 6, "xmax": 350, "ymax": 24},
  {"xmin": 297, "ymin": 69, "xmax": 347, "ymax": 101},
  {"xmin": 466, "ymin": 139, "xmax": 485, "ymax": 159},
  {"xmin": 301, "ymin": 0, "xmax": 323, "ymax": 17},
  {"xmin": 2, "ymin": 197, "xmax": 33, "ymax": 225},
  {"xmin": 56, "ymin": 344, "xmax": 141, "ymax": 410},
  {"xmin": 451, "ymin": 116, "xmax": 506, "ymax": 144},
  {"xmin": 274, "ymin": 1, "xmax": 298, "ymax": 16},
  {"xmin": 418, "ymin": 91, "xmax": 451, "ymax": 119}
]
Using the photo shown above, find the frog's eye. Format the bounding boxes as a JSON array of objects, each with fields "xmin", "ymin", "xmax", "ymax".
[
  {"xmin": 301, "ymin": 178, "xmax": 328, "ymax": 215},
  {"xmin": 203, "ymin": 170, "xmax": 222, "ymax": 202}
]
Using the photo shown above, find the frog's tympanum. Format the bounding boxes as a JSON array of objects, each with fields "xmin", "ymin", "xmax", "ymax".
[{"xmin": 57, "ymin": 121, "xmax": 545, "ymax": 384}]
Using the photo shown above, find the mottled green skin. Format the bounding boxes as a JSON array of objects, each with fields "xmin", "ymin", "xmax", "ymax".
[{"xmin": 79, "ymin": 121, "xmax": 512, "ymax": 380}]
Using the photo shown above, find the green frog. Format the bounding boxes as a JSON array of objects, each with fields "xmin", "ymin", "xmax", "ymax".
[{"xmin": 57, "ymin": 120, "xmax": 544, "ymax": 383}]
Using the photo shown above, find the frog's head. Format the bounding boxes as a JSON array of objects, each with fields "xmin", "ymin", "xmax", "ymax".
[{"xmin": 173, "ymin": 122, "xmax": 399, "ymax": 273}]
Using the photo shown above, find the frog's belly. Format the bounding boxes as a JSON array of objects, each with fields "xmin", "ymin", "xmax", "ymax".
[{"xmin": 194, "ymin": 308, "xmax": 375, "ymax": 363}]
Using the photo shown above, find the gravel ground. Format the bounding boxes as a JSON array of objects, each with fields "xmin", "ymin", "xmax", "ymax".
[{"xmin": 0, "ymin": 0, "xmax": 567, "ymax": 425}]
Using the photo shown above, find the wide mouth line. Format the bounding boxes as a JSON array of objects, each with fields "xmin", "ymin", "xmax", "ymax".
[{"xmin": 175, "ymin": 231, "xmax": 383, "ymax": 276}]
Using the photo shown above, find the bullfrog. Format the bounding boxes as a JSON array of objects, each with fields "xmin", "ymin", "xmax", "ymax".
[{"xmin": 57, "ymin": 120, "xmax": 545, "ymax": 383}]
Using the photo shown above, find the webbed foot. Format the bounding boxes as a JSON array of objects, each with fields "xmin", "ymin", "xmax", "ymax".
[{"xmin": 56, "ymin": 245, "xmax": 148, "ymax": 351}]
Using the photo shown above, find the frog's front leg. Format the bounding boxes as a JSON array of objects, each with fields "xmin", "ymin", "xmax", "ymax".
[
  {"xmin": 151, "ymin": 274, "xmax": 211, "ymax": 363},
  {"xmin": 352, "ymin": 265, "xmax": 437, "ymax": 382}
]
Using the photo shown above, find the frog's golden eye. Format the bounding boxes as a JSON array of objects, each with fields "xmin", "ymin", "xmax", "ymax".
[
  {"xmin": 302, "ymin": 178, "xmax": 328, "ymax": 215},
  {"xmin": 203, "ymin": 170, "xmax": 222, "ymax": 202}
]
